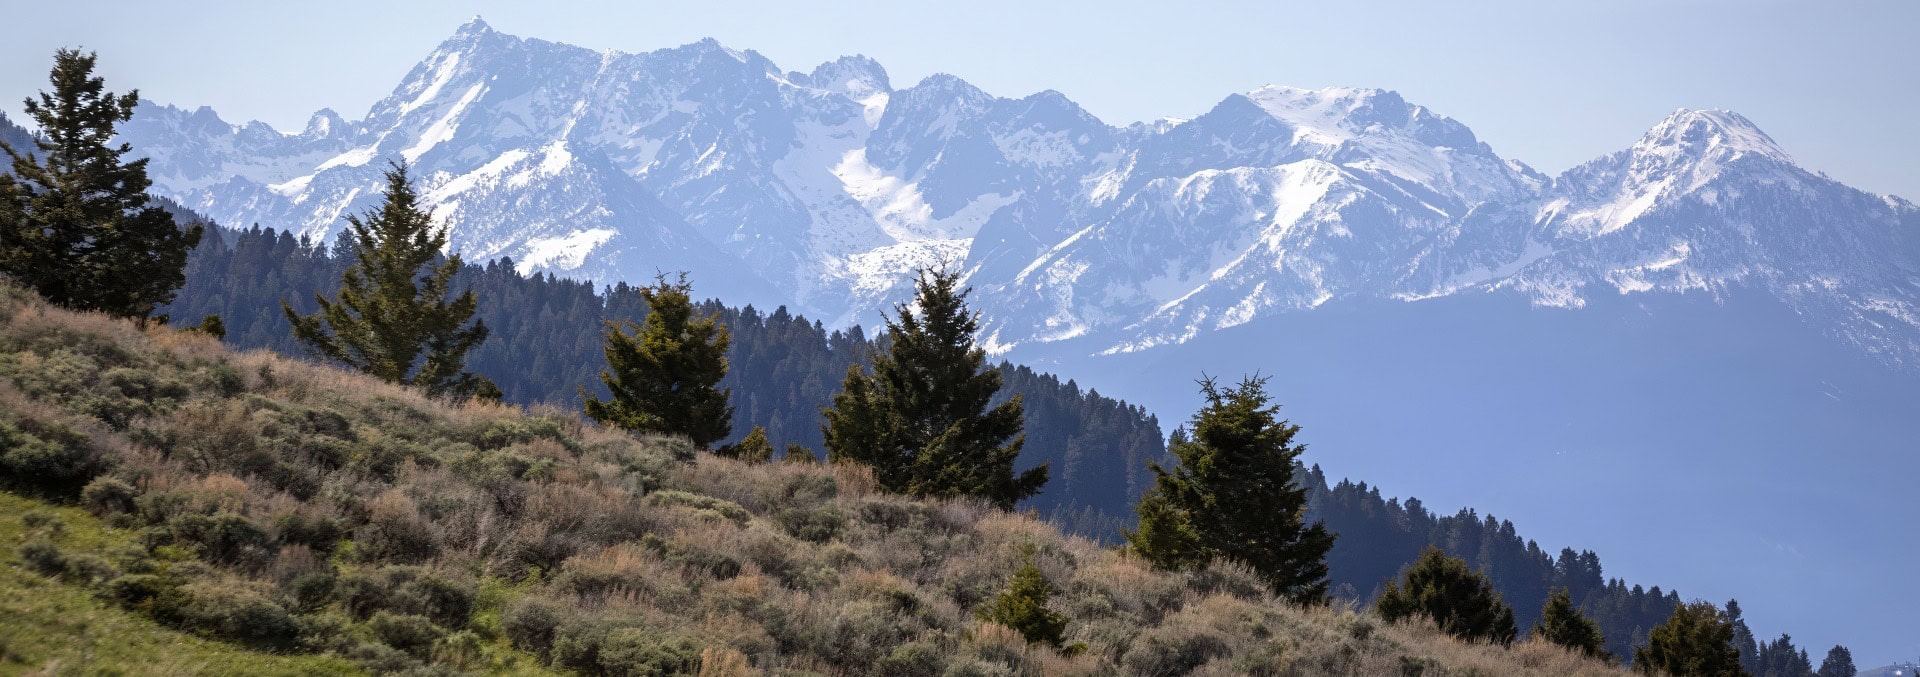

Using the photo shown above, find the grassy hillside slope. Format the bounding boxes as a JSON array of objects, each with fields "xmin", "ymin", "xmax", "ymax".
[{"xmin": 0, "ymin": 282, "xmax": 1624, "ymax": 675}]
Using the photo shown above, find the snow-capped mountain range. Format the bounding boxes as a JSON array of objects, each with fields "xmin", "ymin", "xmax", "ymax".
[{"xmin": 118, "ymin": 19, "xmax": 1920, "ymax": 361}]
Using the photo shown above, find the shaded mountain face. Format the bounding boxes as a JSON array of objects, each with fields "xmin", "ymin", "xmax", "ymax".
[{"xmin": 118, "ymin": 19, "xmax": 1920, "ymax": 363}]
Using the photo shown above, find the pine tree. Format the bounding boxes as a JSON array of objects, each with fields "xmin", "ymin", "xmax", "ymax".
[
  {"xmin": 1816, "ymin": 645, "xmax": 1855, "ymax": 677},
  {"xmin": 1729, "ymin": 599, "xmax": 1761, "ymax": 674},
  {"xmin": 1633, "ymin": 600, "xmax": 1747, "ymax": 676},
  {"xmin": 1535, "ymin": 587, "xmax": 1609, "ymax": 660},
  {"xmin": 975, "ymin": 553, "xmax": 1068, "ymax": 647},
  {"xmin": 584, "ymin": 274, "xmax": 732, "ymax": 448},
  {"xmin": 1376, "ymin": 546, "xmax": 1518, "ymax": 645},
  {"xmin": 282, "ymin": 162, "xmax": 495, "ymax": 401},
  {"xmin": 722, "ymin": 425, "xmax": 773, "ymax": 463},
  {"xmin": 1126, "ymin": 375, "xmax": 1335, "ymax": 604},
  {"xmin": 0, "ymin": 49, "xmax": 201, "ymax": 319},
  {"xmin": 823, "ymin": 267, "xmax": 1045, "ymax": 509}
]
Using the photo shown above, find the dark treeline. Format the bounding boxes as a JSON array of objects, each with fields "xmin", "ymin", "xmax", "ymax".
[
  {"xmin": 1306, "ymin": 467, "xmax": 1688, "ymax": 662},
  {"xmin": 162, "ymin": 224, "xmax": 1167, "ymax": 526}
]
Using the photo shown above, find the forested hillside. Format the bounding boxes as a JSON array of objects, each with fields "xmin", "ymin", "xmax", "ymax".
[
  {"xmin": 0, "ymin": 282, "xmax": 1624, "ymax": 675},
  {"xmin": 162, "ymin": 225, "xmax": 1168, "ymax": 529},
  {"xmin": 164, "ymin": 224, "xmax": 1826, "ymax": 669}
]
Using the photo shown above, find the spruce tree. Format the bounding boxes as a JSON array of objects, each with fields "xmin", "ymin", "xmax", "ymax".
[
  {"xmin": 1633, "ymin": 600, "xmax": 1747, "ymax": 676},
  {"xmin": 0, "ymin": 49, "xmax": 201, "ymax": 319},
  {"xmin": 722, "ymin": 425, "xmax": 773, "ymax": 463},
  {"xmin": 1535, "ymin": 587, "xmax": 1608, "ymax": 660},
  {"xmin": 583, "ymin": 274, "xmax": 732, "ymax": 448},
  {"xmin": 282, "ymin": 162, "xmax": 495, "ymax": 401},
  {"xmin": 975, "ymin": 554, "xmax": 1068, "ymax": 647},
  {"xmin": 1816, "ymin": 645, "xmax": 1854, "ymax": 677},
  {"xmin": 1126, "ymin": 375, "xmax": 1335, "ymax": 604},
  {"xmin": 823, "ymin": 267, "xmax": 1045, "ymax": 509},
  {"xmin": 1376, "ymin": 546, "xmax": 1518, "ymax": 645}
]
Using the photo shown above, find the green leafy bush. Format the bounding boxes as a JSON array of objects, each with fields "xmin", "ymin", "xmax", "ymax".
[
  {"xmin": 368, "ymin": 611, "xmax": 444, "ymax": 657},
  {"xmin": 775, "ymin": 505, "xmax": 845, "ymax": 543},
  {"xmin": 80, "ymin": 476, "xmax": 138, "ymax": 515},
  {"xmin": 503, "ymin": 596, "xmax": 570, "ymax": 658},
  {"xmin": 596, "ymin": 628, "xmax": 703, "ymax": 676}
]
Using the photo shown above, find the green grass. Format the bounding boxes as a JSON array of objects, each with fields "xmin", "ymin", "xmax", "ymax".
[{"xmin": 0, "ymin": 492, "xmax": 361, "ymax": 676}]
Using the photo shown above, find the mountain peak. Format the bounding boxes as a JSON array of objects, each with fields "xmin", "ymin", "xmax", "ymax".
[
  {"xmin": 1634, "ymin": 108, "xmax": 1791, "ymax": 164},
  {"xmin": 454, "ymin": 15, "xmax": 494, "ymax": 39},
  {"xmin": 806, "ymin": 55, "xmax": 890, "ymax": 97}
]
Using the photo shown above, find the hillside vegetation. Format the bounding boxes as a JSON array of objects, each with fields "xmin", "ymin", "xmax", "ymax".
[{"xmin": 0, "ymin": 283, "xmax": 1627, "ymax": 675}]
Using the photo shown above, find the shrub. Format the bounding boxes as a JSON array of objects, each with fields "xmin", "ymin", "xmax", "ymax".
[
  {"xmin": 503, "ymin": 596, "xmax": 570, "ymax": 658},
  {"xmin": 596, "ymin": 628, "xmax": 703, "ymax": 677},
  {"xmin": 104, "ymin": 573, "xmax": 176, "ymax": 608},
  {"xmin": 61, "ymin": 552, "xmax": 119, "ymax": 585},
  {"xmin": 272, "ymin": 510, "xmax": 343, "ymax": 553},
  {"xmin": 22, "ymin": 509, "xmax": 65, "ymax": 533},
  {"xmin": 289, "ymin": 572, "xmax": 336, "ymax": 613},
  {"xmin": 774, "ymin": 505, "xmax": 845, "ymax": 543},
  {"xmin": 874, "ymin": 641, "xmax": 945, "ymax": 677},
  {"xmin": 177, "ymin": 582, "xmax": 301, "ymax": 649},
  {"xmin": 368, "ymin": 611, "xmax": 444, "ymax": 657},
  {"xmin": 435, "ymin": 630, "xmax": 486, "ymax": 670},
  {"xmin": 646, "ymin": 490, "xmax": 749, "ymax": 526},
  {"xmin": 168, "ymin": 512, "xmax": 271, "ymax": 565},
  {"xmin": 551, "ymin": 619, "xmax": 615, "ymax": 673},
  {"xmin": 394, "ymin": 573, "xmax": 475, "ymax": 629},
  {"xmin": 1121, "ymin": 623, "xmax": 1232, "ymax": 677},
  {"xmin": 0, "ymin": 416, "xmax": 105, "ymax": 497},
  {"xmin": 356, "ymin": 491, "xmax": 438, "ymax": 563},
  {"xmin": 81, "ymin": 476, "xmax": 138, "ymax": 515},
  {"xmin": 21, "ymin": 538, "xmax": 67, "ymax": 576}
]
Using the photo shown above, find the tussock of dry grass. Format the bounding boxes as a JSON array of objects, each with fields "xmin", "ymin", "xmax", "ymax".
[{"xmin": 0, "ymin": 283, "xmax": 1629, "ymax": 675}]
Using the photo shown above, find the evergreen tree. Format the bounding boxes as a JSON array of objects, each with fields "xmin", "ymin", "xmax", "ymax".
[
  {"xmin": 583, "ymin": 274, "xmax": 732, "ymax": 447},
  {"xmin": 1376, "ymin": 546, "xmax": 1518, "ymax": 645},
  {"xmin": 1535, "ymin": 587, "xmax": 1609, "ymax": 660},
  {"xmin": 0, "ymin": 49, "xmax": 201, "ymax": 319},
  {"xmin": 1126, "ymin": 375, "xmax": 1335, "ymax": 604},
  {"xmin": 282, "ymin": 162, "xmax": 494, "ymax": 401},
  {"xmin": 722, "ymin": 425, "xmax": 773, "ymax": 463},
  {"xmin": 1757, "ymin": 634, "xmax": 1815, "ymax": 677},
  {"xmin": 1729, "ymin": 599, "xmax": 1761, "ymax": 674},
  {"xmin": 1633, "ymin": 600, "xmax": 1747, "ymax": 676},
  {"xmin": 1815, "ymin": 645, "xmax": 1854, "ymax": 677},
  {"xmin": 823, "ymin": 267, "xmax": 1045, "ymax": 508},
  {"xmin": 975, "ymin": 554, "xmax": 1068, "ymax": 647}
]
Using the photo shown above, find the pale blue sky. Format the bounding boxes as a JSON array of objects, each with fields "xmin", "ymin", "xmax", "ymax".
[{"xmin": 3, "ymin": 0, "xmax": 1918, "ymax": 199}]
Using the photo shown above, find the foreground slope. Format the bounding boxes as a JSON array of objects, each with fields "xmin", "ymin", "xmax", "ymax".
[{"xmin": 0, "ymin": 283, "xmax": 1620, "ymax": 675}]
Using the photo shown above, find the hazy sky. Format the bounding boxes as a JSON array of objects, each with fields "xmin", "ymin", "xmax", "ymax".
[{"xmin": 3, "ymin": 0, "xmax": 1918, "ymax": 199}]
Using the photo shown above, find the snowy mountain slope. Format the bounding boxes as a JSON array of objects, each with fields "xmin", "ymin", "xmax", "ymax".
[{"xmin": 116, "ymin": 19, "xmax": 1920, "ymax": 363}]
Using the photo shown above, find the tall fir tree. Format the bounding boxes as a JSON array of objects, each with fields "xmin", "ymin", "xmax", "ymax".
[
  {"xmin": 583, "ymin": 274, "xmax": 733, "ymax": 448},
  {"xmin": 823, "ymin": 267, "xmax": 1045, "ymax": 508},
  {"xmin": 1535, "ymin": 587, "xmax": 1609, "ymax": 660},
  {"xmin": 1729, "ymin": 599, "xmax": 1762, "ymax": 674},
  {"xmin": 1815, "ymin": 645, "xmax": 1854, "ymax": 677},
  {"xmin": 0, "ymin": 49, "xmax": 201, "ymax": 320},
  {"xmin": 1375, "ymin": 546, "xmax": 1519, "ymax": 645},
  {"xmin": 1126, "ymin": 375, "xmax": 1335, "ymax": 604},
  {"xmin": 1633, "ymin": 600, "xmax": 1747, "ymax": 677},
  {"xmin": 282, "ymin": 162, "xmax": 495, "ymax": 401}
]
